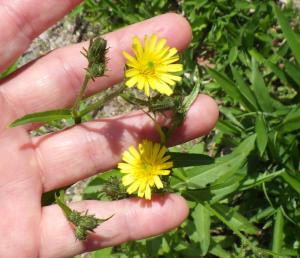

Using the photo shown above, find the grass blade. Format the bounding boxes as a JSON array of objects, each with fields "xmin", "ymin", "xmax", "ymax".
[{"xmin": 273, "ymin": 4, "xmax": 300, "ymax": 66}]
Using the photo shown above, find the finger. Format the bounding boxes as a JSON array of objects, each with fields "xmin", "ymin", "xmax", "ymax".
[
  {"xmin": 33, "ymin": 95, "xmax": 218, "ymax": 192},
  {"xmin": 40, "ymin": 194, "xmax": 188, "ymax": 258},
  {"xmin": 0, "ymin": 0, "xmax": 82, "ymax": 71},
  {"xmin": 0, "ymin": 13, "xmax": 192, "ymax": 126}
]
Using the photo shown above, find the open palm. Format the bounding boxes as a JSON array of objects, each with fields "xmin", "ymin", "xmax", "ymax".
[{"xmin": 0, "ymin": 1, "xmax": 218, "ymax": 257}]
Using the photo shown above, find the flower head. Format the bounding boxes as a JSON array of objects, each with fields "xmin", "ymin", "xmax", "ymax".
[
  {"xmin": 122, "ymin": 34, "xmax": 183, "ymax": 96},
  {"xmin": 118, "ymin": 139, "xmax": 173, "ymax": 200}
]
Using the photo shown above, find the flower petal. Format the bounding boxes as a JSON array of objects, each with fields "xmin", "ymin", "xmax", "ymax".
[
  {"xmin": 127, "ymin": 181, "xmax": 140, "ymax": 194},
  {"xmin": 122, "ymin": 175, "xmax": 135, "ymax": 186},
  {"xmin": 148, "ymin": 34, "xmax": 158, "ymax": 53},
  {"xmin": 125, "ymin": 76, "xmax": 138, "ymax": 87},
  {"xmin": 154, "ymin": 176, "xmax": 163, "ymax": 189},
  {"xmin": 158, "ymin": 64, "xmax": 183, "ymax": 73},
  {"xmin": 132, "ymin": 36, "xmax": 143, "ymax": 59},
  {"xmin": 145, "ymin": 184, "xmax": 152, "ymax": 200}
]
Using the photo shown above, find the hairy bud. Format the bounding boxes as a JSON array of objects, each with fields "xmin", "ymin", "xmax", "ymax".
[
  {"xmin": 55, "ymin": 191, "xmax": 113, "ymax": 241},
  {"xmin": 82, "ymin": 36, "xmax": 108, "ymax": 80}
]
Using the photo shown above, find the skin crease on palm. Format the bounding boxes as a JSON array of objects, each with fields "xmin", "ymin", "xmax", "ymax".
[{"xmin": 0, "ymin": 1, "xmax": 219, "ymax": 258}]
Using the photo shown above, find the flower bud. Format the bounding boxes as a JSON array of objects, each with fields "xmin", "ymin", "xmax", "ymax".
[
  {"xmin": 68, "ymin": 210, "xmax": 81, "ymax": 225},
  {"xmin": 75, "ymin": 226, "xmax": 88, "ymax": 241},
  {"xmin": 78, "ymin": 214, "xmax": 99, "ymax": 231},
  {"xmin": 82, "ymin": 36, "xmax": 108, "ymax": 80}
]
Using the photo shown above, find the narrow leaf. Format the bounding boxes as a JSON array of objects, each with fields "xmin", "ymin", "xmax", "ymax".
[
  {"xmin": 249, "ymin": 49, "xmax": 288, "ymax": 85},
  {"xmin": 273, "ymin": 4, "xmax": 300, "ymax": 65},
  {"xmin": 208, "ymin": 69, "xmax": 244, "ymax": 102},
  {"xmin": 0, "ymin": 59, "xmax": 19, "ymax": 79},
  {"xmin": 229, "ymin": 46, "xmax": 238, "ymax": 64},
  {"xmin": 180, "ymin": 135, "xmax": 256, "ymax": 189},
  {"xmin": 255, "ymin": 114, "xmax": 268, "ymax": 156},
  {"xmin": 213, "ymin": 204, "xmax": 259, "ymax": 235},
  {"xmin": 220, "ymin": 107, "xmax": 244, "ymax": 129},
  {"xmin": 170, "ymin": 152, "xmax": 214, "ymax": 168},
  {"xmin": 91, "ymin": 247, "xmax": 112, "ymax": 258},
  {"xmin": 182, "ymin": 80, "xmax": 200, "ymax": 114},
  {"xmin": 231, "ymin": 65, "xmax": 259, "ymax": 111},
  {"xmin": 192, "ymin": 204, "xmax": 211, "ymax": 255},
  {"xmin": 240, "ymin": 170, "xmax": 284, "ymax": 191},
  {"xmin": 281, "ymin": 172, "xmax": 300, "ymax": 195},
  {"xmin": 216, "ymin": 120, "xmax": 244, "ymax": 135},
  {"xmin": 209, "ymin": 239, "xmax": 231, "ymax": 258},
  {"xmin": 277, "ymin": 106, "xmax": 300, "ymax": 133},
  {"xmin": 284, "ymin": 60, "xmax": 300, "ymax": 87},
  {"xmin": 10, "ymin": 109, "xmax": 72, "ymax": 127},
  {"xmin": 251, "ymin": 59, "xmax": 273, "ymax": 112}
]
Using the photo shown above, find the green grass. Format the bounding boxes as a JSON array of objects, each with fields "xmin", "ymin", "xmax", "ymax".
[{"xmin": 74, "ymin": 1, "xmax": 300, "ymax": 257}]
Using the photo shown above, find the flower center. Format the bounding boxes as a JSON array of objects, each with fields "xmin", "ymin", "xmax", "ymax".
[
  {"xmin": 141, "ymin": 162, "xmax": 156, "ymax": 177},
  {"xmin": 140, "ymin": 60, "xmax": 156, "ymax": 76}
]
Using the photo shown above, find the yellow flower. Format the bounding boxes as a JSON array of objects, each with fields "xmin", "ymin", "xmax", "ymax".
[
  {"xmin": 122, "ymin": 34, "xmax": 183, "ymax": 96},
  {"xmin": 118, "ymin": 139, "xmax": 173, "ymax": 200}
]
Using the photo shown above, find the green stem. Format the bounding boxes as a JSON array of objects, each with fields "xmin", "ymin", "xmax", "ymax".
[
  {"xmin": 55, "ymin": 191, "xmax": 72, "ymax": 217},
  {"xmin": 120, "ymin": 92, "xmax": 148, "ymax": 106},
  {"xmin": 79, "ymin": 84, "xmax": 125, "ymax": 117},
  {"xmin": 72, "ymin": 75, "xmax": 90, "ymax": 124},
  {"xmin": 272, "ymin": 207, "xmax": 284, "ymax": 258}
]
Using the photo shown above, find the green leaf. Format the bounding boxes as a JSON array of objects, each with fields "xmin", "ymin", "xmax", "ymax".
[
  {"xmin": 0, "ymin": 59, "xmax": 19, "ymax": 79},
  {"xmin": 229, "ymin": 46, "xmax": 238, "ymax": 64},
  {"xmin": 277, "ymin": 106, "xmax": 300, "ymax": 133},
  {"xmin": 145, "ymin": 236, "xmax": 163, "ymax": 257},
  {"xmin": 231, "ymin": 65, "xmax": 259, "ymax": 111},
  {"xmin": 208, "ymin": 69, "xmax": 244, "ymax": 103},
  {"xmin": 251, "ymin": 59, "xmax": 273, "ymax": 112},
  {"xmin": 240, "ymin": 170, "xmax": 284, "ymax": 191},
  {"xmin": 192, "ymin": 204, "xmax": 211, "ymax": 255},
  {"xmin": 179, "ymin": 135, "xmax": 256, "ymax": 189},
  {"xmin": 170, "ymin": 152, "xmax": 214, "ymax": 168},
  {"xmin": 182, "ymin": 77, "xmax": 200, "ymax": 114},
  {"xmin": 284, "ymin": 60, "xmax": 300, "ymax": 87},
  {"xmin": 249, "ymin": 49, "xmax": 288, "ymax": 85},
  {"xmin": 209, "ymin": 176, "xmax": 243, "ymax": 203},
  {"xmin": 272, "ymin": 207, "xmax": 284, "ymax": 258},
  {"xmin": 281, "ymin": 172, "xmax": 300, "ymax": 195},
  {"xmin": 273, "ymin": 4, "xmax": 300, "ymax": 66},
  {"xmin": 216, "ymin": 120, "xmax": 244, "ymax": 135},
  {"xmin": 213, "ymin": 204, "xmax": 259, "ymax": 235},
  {"xmin": 255, "ymin": 114, "xmax": 268, "ymax": 156},
  {"xmin": 10, "ymin": 109, "xmax": 72, "ymax": 127},
  {"xmin": 220, "ymin": 107, "xmax": 244, "ymax": 130},
  {"xmin": 209, "ymin": 239, "xmax": 231, "ymax": 258},
  {"xmin": 91, "ymin": 247, "xmax": 112, "ymax": 258},
  {"xmin": 250, "ymin": 207, "xmax": 275, "ymax": 224}
]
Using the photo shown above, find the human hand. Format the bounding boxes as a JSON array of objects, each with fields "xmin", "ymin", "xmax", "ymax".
[{"xmin": 0, "ymin": 1, "xmax": 218, "ymax": 257}]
